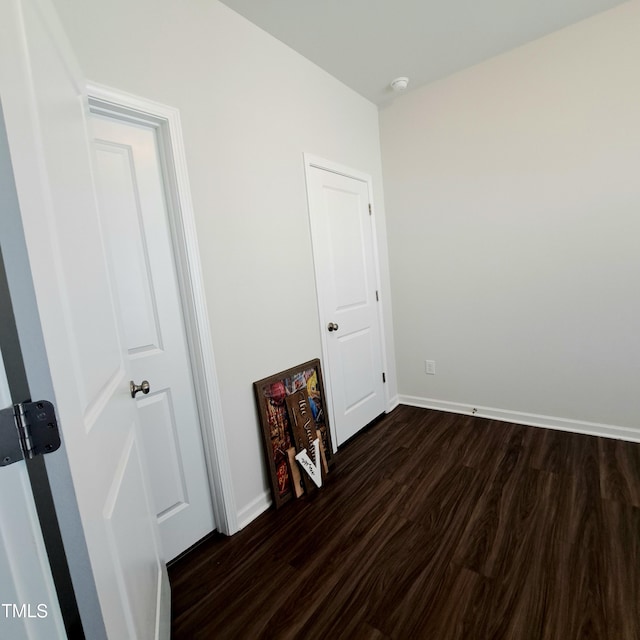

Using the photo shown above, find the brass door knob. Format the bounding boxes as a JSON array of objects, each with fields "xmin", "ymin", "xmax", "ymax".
[{"xmin": 130, "ymin": 380, "xmax": 150, "ymax": 398}]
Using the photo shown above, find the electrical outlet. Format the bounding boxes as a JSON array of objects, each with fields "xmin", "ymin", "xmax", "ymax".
[{"xmin": 425, "ymin": 360, "xmax": 436, "ymax": 375}]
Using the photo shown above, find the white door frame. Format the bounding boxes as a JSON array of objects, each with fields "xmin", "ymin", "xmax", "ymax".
[
  {"xmin": 303, "ymin": 153, "xmax": 391, "ymax": 450},
  {"xmin": 87, "ymin": 83, "xmax": 238, "ymax": 535}
]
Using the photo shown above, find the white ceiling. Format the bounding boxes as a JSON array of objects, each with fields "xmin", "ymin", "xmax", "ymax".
[{"xmin": 218, "ymin": 0, "xmax": 628, "ymax": 105}]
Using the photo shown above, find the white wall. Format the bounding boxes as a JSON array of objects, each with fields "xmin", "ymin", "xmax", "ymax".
[
  {"xmin": 52, "ymin": 0, "xmax": 397, "ymax": 523},
  {"xmin": 380, "ymin": 2, "xmax": 640, "ymax": 437}
]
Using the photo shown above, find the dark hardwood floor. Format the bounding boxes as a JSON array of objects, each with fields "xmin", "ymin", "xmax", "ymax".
[{"xmin": 169, "ymin": 406, "xmax": 640, "ymax": 639}]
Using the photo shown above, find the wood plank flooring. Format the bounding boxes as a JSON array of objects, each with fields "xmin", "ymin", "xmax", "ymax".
[{"xmin": 169, "ymin": 406, "xmax": 640, "ymax": 639}]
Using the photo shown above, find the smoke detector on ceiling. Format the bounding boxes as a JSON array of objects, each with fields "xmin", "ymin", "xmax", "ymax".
[{"xmin": 390, "ymin": 77, "xmax": 409, "ymax": 92}]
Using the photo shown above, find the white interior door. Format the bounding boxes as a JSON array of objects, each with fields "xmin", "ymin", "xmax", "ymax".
[
  {"xmin": 90, "ymin": 113, "xmax": 215, "ymax": 561},
  {"xmin": 305, "ymin": 159, "xmax": 386, "ymax": 446},
  {"xmin": 0, "ymin": 0, "xmax": 169, "ymax": 638},
  {"xmin": 0, "ymin": 349, "xmax": 66, "ymax": 640}
]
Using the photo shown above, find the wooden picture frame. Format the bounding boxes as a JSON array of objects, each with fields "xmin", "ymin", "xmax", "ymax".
[{"xmin": 253, "ymin": 359, "xmax": 334, "ymax": 508}]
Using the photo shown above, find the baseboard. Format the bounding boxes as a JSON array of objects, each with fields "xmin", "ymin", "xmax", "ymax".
[
  {"xmin": 236, "ymin": 490, "xmax": 272, "ymax": 531},
  {"xmin": 387, "ymin": 394, "xmax": 400, "ymax": 413},
  {"xmin": 399, "ymin": 395, "xmax": 640, "ymax": 443}
]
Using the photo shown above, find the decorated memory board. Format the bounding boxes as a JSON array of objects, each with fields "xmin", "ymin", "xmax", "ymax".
[{"xmin": 253, "ymin": 359, "xmax": 334, "ymax": 508}]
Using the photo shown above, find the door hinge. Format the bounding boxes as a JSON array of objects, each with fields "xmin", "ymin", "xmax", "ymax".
[
  {"xmin": 382, "ymin": 372, "xmax": 386, "ymax": 383},
  {"xmin": 375, "ymin": 290, "xmax": 379, "ymax": 302},
  {"xmin": 0, "ymin": 401, "xmax": 61, "ymax": 466},
  {"xmin": 368, "ymin": 203, "xmax": 372, "ymax": 215}
]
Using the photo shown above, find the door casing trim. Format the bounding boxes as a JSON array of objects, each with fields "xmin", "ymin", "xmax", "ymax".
[{"xmin": 87, "ymin": 83, "xmax": 238, "ymax": 535}]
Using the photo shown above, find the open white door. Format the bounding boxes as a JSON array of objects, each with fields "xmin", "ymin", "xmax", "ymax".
[
  {"xmin": 90, "ymin": 112, "xmax": 215, "ymax": 561},
  {"xmin": 0, "ymin": 348, "xmax": 66, "ymax": 640},
  {"xmin": 0, "ymin": 0, "xmax": 169, "ymax": 638},
  {"xmin": 305, "ymin": 156, "xmax": 387, "ymax": 446}
]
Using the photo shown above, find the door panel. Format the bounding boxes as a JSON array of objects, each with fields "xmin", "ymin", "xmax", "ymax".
[
  {"xmin": 306, "ymin": 164, "xmax": 385, "ymax": 445},
  {"xmin": 339, "ymin": 328, "xmax": 377, "ymax": 411},
  {"xmin": 137, "ymin": 390, "xmax": 188, "ymax": 518},
  {"xmin": 91, "ymin": 141, "xmax": 162, "ymax": 352},
  {"xmin": 326, "ymin": 189, "xmax": 369, "ymax": 310},
  {"xmin": 91, "ymin": 114, "xmax": 215, "ymax": 560},
  {"xmin": 0, "ymin": 0, "xmax": 169, "ymax": 637}
]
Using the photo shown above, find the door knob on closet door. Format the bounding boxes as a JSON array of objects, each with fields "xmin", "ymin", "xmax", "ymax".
[
  {"xmin": 327, "ymin": 322, "xmax": 339, "ymax": 332},
  {"xmin": 130, "ymin": 380, "xmax": 150, "ymax": 398}
]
